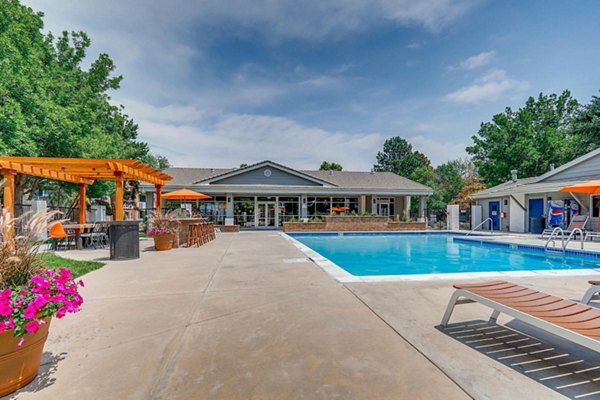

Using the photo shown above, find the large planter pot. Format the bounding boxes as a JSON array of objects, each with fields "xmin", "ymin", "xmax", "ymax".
[
  {"xmin": 0, "ymin": 317, "xmax": 52, "ymax": 397},
  {"xmin": 153, "ymin": 233, "xmax": 174, "ymax": 251}
]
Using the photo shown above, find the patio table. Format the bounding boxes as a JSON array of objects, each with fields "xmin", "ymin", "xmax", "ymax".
[{"xmin": 63, "ymin": 223, "xmax": 95, "ymax": 249}]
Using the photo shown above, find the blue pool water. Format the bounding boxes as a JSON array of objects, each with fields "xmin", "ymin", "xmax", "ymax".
[{"xmin": 290, "ymin": 233, "xmax": 600, "ymax": 276}]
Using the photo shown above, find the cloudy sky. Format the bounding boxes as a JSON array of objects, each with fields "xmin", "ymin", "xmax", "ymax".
[{"xmin": 23, "ymin": 0, "xmax": 600, "ymax": 170}]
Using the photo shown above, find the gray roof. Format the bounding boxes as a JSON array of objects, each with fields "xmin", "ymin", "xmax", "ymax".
[
  {"xmin": 303, "ymin": 170, "xmax": 431, "ymax": 190},
  {"xmin": 158, "ymin": 164, "xmax": 431, "ymax": 192},
  {"xmin": 471, "ymin": 147, "xmax": 600, "ymax": 199}
]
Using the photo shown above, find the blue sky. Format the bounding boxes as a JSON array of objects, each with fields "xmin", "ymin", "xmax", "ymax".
[{"xmin": 24, "ymin": 0, "xmax": 600, "ymax": 170}]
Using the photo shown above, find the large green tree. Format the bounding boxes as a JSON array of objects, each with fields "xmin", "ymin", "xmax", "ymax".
[
  {"xmin": 374, "ymin": 137, "xmax": 428, "ymax": 177},
  {"xmin": 0, "ymin": 0, "xmax": 167, "ymax": 204},
  {"xmin": 467, "ymin": 91, "xmax": 579, "ymax": 186},
  {"xmin": 569, "ymin": 93, "xmax": 600, "ymax": 158},
  {"xmin": 319, "ymin": 161, "xmax": 343, "ymax": 171}
]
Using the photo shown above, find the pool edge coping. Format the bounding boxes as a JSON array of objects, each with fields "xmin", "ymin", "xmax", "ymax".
[{"xmin": 279, "ymin": 231, "xmax": 600, "ymax": 283}]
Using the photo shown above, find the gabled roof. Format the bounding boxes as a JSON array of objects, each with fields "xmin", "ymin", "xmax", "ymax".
[
  {"xmin": 471, "ymin": 147, "xmax": 600, "ymax": 199},
  {"xmin": 149, "ymin": 160, "xmax": 432, "ymax": 193},
  {"xmin": 194, "ymin": 160, "xmax": 336, "ymax": 186}
]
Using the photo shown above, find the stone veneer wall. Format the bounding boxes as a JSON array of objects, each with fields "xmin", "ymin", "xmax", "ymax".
[{"xmin": 283, "ymin": 216, "xmax": 426, "ymax": 233}]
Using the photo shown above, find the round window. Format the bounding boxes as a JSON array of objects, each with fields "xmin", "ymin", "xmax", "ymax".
[{"xmin": 264, "ymin": 169, "xmax": 272, "ymax": 177}]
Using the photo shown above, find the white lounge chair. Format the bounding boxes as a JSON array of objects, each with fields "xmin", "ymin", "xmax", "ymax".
[
  {"xmin": 441, "ymin": 281, "xmax": 600, "ymax": 353},
  {"xmin": 581, "ymin": 281, "xmax": 600, "ymax": 305},
  {"xmin": 540, "ymin": 214, "xmax": 589, "ymax": 238}
]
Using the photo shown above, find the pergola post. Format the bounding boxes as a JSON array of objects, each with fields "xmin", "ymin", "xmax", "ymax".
[
  {"xmin": 1, "ymin": 169, "xmax": 16, "ymax": 218},
  {"xmin": 79, "ymin": 183, "xmax": 87, "ymax": 224},
  {"xmin": 155, "ymin": 184, "xmax": 162, "ymax": 214},
  {"xmin": 114, "ymin": 171, "xmax": 124, "ymax": 221}
]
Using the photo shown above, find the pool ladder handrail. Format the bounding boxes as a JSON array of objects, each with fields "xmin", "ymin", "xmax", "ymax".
[
  {"xmin": 467, "ymin": 217, "xmax": 494, "ymax": 236},
  {"xmin": 563, "ymin": 228, "xmax": 585, "ymax": 250},
  {"xmin": 544, "ymin": 227, "xmax": 565, "ymax": 250}
]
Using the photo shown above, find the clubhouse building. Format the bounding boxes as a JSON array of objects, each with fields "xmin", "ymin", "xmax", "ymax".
[{"xmin": 140, "ymin": 160, "xmax": 432, "ymax": 228}]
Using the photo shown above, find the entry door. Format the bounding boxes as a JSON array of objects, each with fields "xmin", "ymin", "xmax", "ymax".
[
  {"xmin": 378, "ymin": 201, "xmax": 390, "ymax": 217},
  {"xmin": 489, "ymin": 201, "xmax": 500, "ymax": 231},
  {"xmin": 528, "ymin": 198, "xmax": 544, "ymax": 233},
  {"xmin": 256, "ymin": 202, "xmax": 276, "ymax": 228}
]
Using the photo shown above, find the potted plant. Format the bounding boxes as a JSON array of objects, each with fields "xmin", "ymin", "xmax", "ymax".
[
  {"xmin": 0, "ymin": 208, "xmax": 83, "ymax": 397},
  {"xmin": 147, "ymin": 211, "xmax": 180, "ymax": 251}
]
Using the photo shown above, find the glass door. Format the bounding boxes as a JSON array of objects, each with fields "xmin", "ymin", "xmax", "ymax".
[
  {"xmin": 377, "ymin": 200, "xmax": 390, "ymax": 217},
  {"xmin": 256, "ymin": 202, "xmax": 276, "ymax": 228}
]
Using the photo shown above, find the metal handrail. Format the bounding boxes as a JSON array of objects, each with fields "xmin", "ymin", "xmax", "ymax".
[
  {"xmin": 564, "ymin": 228, "xmax": 585, "ymax": 250},
  {"xmin": 467, "ymin": 217, "xmax": 494, "ymax": 236},
  {"xmin": 544, "ymin": 227, "xmax": 565, "ymax": 250}
]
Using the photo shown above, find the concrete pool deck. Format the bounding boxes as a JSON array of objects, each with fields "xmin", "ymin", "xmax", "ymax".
[{"xmin": 11, "ymin": 232, "xmax": 600, "ymax": 399}]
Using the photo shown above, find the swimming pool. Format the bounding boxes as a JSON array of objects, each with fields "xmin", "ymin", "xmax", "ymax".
[{"xmin": 288, "ymin": 233, "xmax": 600, "ymax": 278}]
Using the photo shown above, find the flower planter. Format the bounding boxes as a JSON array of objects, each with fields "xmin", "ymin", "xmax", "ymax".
[
  {"xmin": 153, "ymin": 233, "xmax": 174, "ymax": 251},
  {"xmin": 0, "ymin": 317, "xmax": 51, "ymax": 397}
]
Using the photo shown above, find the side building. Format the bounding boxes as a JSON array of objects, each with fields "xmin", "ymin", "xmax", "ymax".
[
  {"xmin": 471, "ymin": 147, "xmax": 600, "ymax": 233},
  {"xmin": 140, "ymin": 160, "xmax": 432, "ymax": 229}
]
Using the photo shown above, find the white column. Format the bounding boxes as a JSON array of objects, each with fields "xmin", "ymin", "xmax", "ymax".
[
  {"xmin": 418, "ymin": 196, "xmax": 426, "ymax": 222},
  {"xmin": 404, "ymin": 196, "xmax": 411, "ymax": 219},
  {"xmin": 274, "ymin": 196, "xmax": 279, "ymax": 228},
  {"xmin": 225, "ymin": 193, "xmax": 234, "ymax": 225},
  {"xmin": 301, "ymin": 194, "xmax": 308, "ymax": 219}
]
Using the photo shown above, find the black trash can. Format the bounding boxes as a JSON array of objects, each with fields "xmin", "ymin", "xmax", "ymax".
[
  {"xmin": 108, "ymin": 221, "xmax": 140, "ymax": 260},
  {"xmin": 529, "ymin": 217, "xmax": 544, "ymax": 234}
]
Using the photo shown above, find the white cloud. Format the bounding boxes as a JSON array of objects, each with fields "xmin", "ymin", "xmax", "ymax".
[
  {"xmin": 450, "ymin": 50, "xmax": 496, "ymax": 70},
  {"xmin": 444, "ymin": 69, "xmax": 529, "ymax": 104},
  {"xmin": 407, "ymin": 135, "xmax": 468, "ymax": 164},
  {"xmin": 135, "ymin": 109, "xmax": 385, "ymax": 170},
  {"xmin": 406, "ymin": 41, "xmax": 424, "ymax": 49}
]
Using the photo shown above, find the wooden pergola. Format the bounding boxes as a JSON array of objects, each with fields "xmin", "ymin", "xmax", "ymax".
[{"xmin": 0, "ymin": 157, "xmax": 172, "ymax": 223}]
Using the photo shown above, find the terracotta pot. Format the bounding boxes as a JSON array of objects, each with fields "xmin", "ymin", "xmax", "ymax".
[
  {"xmin": 153, "ymin": 233, "xmax": 174, "ymax": 251},
  {"xmin": 0, "ymin": 317, "xmax": 52, "ymax": 397}
]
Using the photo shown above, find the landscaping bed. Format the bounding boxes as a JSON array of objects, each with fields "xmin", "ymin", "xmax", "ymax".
[
  {"xmin": 283, "ymin": 216, "xmax": 426, "ymax": 232},
  {"xmin": 39, "ymin": 253, "xmax": 105, "ymax": 278}
]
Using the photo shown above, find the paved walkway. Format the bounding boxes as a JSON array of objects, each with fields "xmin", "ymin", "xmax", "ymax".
[{"xmin": 11, "ymin": 233, "xmax": 470, "ymax": 400}]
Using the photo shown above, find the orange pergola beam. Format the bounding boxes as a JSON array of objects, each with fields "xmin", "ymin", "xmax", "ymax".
[
  {"xmin": 0, "ymin": 160, "xmax": 94, "ymax": 185},
  {"xmin": 1, "ymin": 169, "xmax": 16, "ymax": 223},
  {"xmin": 114, "ymin": 171, "xmax": 124, "ymax": 221},
  {"xmin": 79, "ymin": 183, "xmax": 86, "ymax": 224},
  {"xmin": 155, "ymin": 184, "xmax": 162, "ymax": 214},
  {"xmin": 0, "ymin": 157, "xmax": 171, "ymax": 185}
]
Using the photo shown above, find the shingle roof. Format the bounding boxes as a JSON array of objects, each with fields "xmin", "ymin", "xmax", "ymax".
[
  {"xmin": 160, "ymin": 165, "xmax": 431, "ymax": 192},
  {"xmin": 303, "ymin": 170, "xmax": 431, "ymax": 190}
]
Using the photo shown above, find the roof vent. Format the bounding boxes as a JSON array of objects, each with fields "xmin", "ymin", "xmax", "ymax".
[
  {"xmin": 549, "ymin": 163, "xmax": 555, "ymax": 171},
  {"xmin": 511, "ymin": 169, "xmax": 518, "ymax": 183},
  {"xmin": 328, "ymin": 170, "xmax": 333, "ymax": 175},
  {"xmin": 210, "ymin": 168, "xmax": 215, "ymax": 173},
  {"xmin": 370, "ymin": 168, "xmax": 375, "ymax": 174}
]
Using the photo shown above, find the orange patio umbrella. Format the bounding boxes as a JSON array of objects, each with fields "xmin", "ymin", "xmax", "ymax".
[
  {"xmin": 560, "ymin": 180, "xmax": 600, "ymax": 230},
  {"xmin": 162, "ymin": 188, "xmax": 211, "ymax": 202}
]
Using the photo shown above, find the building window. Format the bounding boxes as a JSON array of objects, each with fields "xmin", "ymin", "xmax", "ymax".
[
  {"xmin": 197, "ymin": 196, "xmax": 227, "ymax": 224},
  {"xmin": 234, "ymin": 197, "xmax": 255, "ymax": 227},
  {"xmin": 278, "ymin": 197, "xmax": 300, "ymax": 224}
]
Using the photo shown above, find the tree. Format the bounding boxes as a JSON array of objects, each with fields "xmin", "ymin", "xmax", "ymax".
[
  {"xmin": 0, "ymin": 0, "xmax": 168, "ymax": 204},
  {"xmin": 374, "ymin": 137, "xmax": 428, "ymax": 178},
  {"xmin": 319, "ymin": 161, "xmax": 343, "ymax": 171},
  {"xmin": 450, "ymin": 177, "xmax": 487, "ymax": 208},
  {"xmin": 569, "ymin": 93, "xmax": 600, "ymax": 157},
  {"xmin": 239, "ymin": 163, "xmax": 249, "ymax": 168},
  {"xmin": 466, "ymin": 91, "xmax": 579, "ymax": 186}
]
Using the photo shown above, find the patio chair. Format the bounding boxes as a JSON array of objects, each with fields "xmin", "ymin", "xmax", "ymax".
[
  {"xmin": 49, "ymin": 223, "xmax": 76, "ymax": 250},
  {"xmin": 540, "ymin": 214, "xmax": 589, "ymax": 238},
  {"xmin": 581, "ymin": 281, "xmax": 600, "ymax": 305},
  {"xmin": 441, "ymin": 281, "xmax": 600, "ymax": 353},
  {"xmin": 80, "ymin": 222, "xmax": 108, "ymax": 249}
]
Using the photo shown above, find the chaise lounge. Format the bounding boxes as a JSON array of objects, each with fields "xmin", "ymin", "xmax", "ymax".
[
  {"xmin": 441, "ymin": 281, "xmax": 600, "ymax": 352},
  {"xmin": 540, "ymin": 214, "xmax": 589, "ymax": 239}
]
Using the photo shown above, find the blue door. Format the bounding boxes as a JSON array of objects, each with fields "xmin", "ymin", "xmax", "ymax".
[
  {"xmin": 489, "ymin": 201, "xmax": 500, "ymax": 231},
  {"xmin": 528, "ymin": 198, "xmax": 544, "ymax": 233}
]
